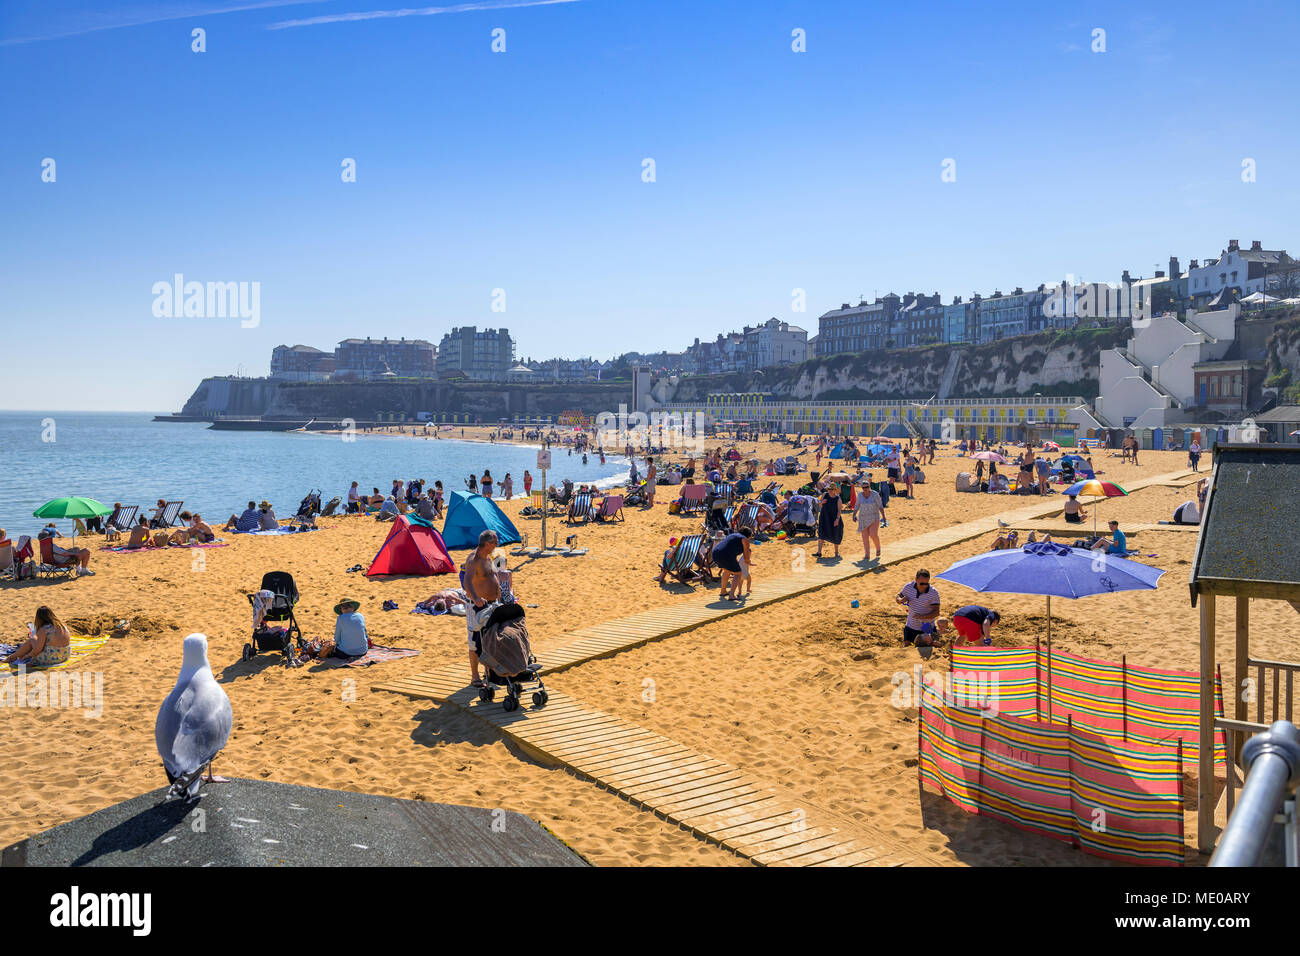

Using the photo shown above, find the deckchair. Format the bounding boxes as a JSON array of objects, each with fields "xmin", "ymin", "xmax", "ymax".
[
  {"xmin": 105, "ymin": 504, "xmax": 139, "ymax": 538},
  {"xmin": 567, "ymin": 492, "xmax": 593, "ymax": 524},
  {"xmin": 733, "ymin": 502, "xmax": 762, "ymax": 533},
  {"xmin": 155, "ymin": 500, "xmax": 184, "ymax": 527},
  {"xmin": 662, "ymin": 534, "xmax": 708, "ymax": 584},
  {"xmin": 678, "ymin": 483, "xmax": 708, "ymax": 514},
  {"xmin": 713, "ymin": 481, "xmax": 736, "ymax": 501},
  {"xmin": 593, "ymin": 494, "xmax": 624, "ymax": 522},
  {"xmin": 319, "ymin": 496, "xmax": 341, "ymax": 516},
  {"xmin": 37, "ymin": 537, "xmax": 78, "ymax": 579},
  {"xmin": 0, "ymin": 544, "xmax": 15, "ymax": 583}
]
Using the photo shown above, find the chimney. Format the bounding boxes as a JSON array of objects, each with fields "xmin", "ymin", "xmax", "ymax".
[
  {"xmin": 1190, "ymin": 259, "xmax": 1199, "ymax": 270},
  {"xmin": 1122, "ymin": 270, "xmax": 1131, "ymax": 284},
  {"xmin": 1169, "ymin": 256, "xmax": 1180, "ymax": 277},
  {"xmin": 1155, "ymin": 270, "xmax": 1165, "ymax": 278},
  {"xmin": 1228, "ymin": 239, "xmax": 1239, "ymax": 251},
  {"xmin": 841, "ymin": 303, "xmax": 850, "ymax": 310},
  {"xmin": 1014, "ymin": 287, "xmax": 1024, "ymax": 295},
  {"xmin": 1251, "ymin": 240, "xmax": 1262, "ymax": 251}
]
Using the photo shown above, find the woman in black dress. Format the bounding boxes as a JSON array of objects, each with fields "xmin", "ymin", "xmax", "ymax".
[{"xmin": 815, "ymin": 482, "xmax": 843, "ymax": 558}]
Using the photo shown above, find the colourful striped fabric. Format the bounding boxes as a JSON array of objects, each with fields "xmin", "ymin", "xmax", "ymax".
[
  {"xmin": 950, "ymin": 646, "xmax": 1225, "ymax": 762},
  {"xmin": 919, "ymin": 698, "xmax": 1185, "ymax": 866}
]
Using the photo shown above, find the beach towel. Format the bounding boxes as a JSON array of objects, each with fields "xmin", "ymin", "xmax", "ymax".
[
  {"xmin": 234, "ymin": 526, "xmax": 319, "ymax": 536},
  {"xmin": 314, "ymin": 644, "xmax": 421, "ymax": 668},
  {"xmin": 1, "ymin": 632, "xmax": 109, "ymax": 673},
  {"xmin": 100, "ymin": 540, "xmax": 228, "ymax": 552}
]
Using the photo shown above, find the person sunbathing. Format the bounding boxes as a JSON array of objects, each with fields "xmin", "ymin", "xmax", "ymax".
[
  {"xmin": 257, "ymin": 501, "xmax": 279, "ymax": 530},
  {"xmin": 1063, "ymin": 495, "xmax": 1087, "ymax": 523},
  {"xmin": 417, "ymin": 588, "xmax": 468, "ymax": 613},
  {"xmin": 4, "ymin": 606, "xmax": 71, "ymax": 668},
  {"xmin": 991, "ymin": 530, "xmax": 1019, "ymax": 550},
  {"xmin": 149, "ymin": 499, "xmax": 170, "ymax": 528}
]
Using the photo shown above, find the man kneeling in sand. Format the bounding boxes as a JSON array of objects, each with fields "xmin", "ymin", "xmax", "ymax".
[{"xmin": 464, "ymin": 530, "xmax": 501, "ymax": 688}]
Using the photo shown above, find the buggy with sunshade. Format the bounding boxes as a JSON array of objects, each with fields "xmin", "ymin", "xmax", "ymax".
[{"xmin": 243, "ymin": 570, "xmax": 304, "ymax": 665}]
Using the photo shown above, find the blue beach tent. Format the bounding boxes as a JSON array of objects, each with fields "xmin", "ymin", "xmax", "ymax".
[{"xmin": 441, "ymin": 491, "xmax": 522, "ymax": 549}]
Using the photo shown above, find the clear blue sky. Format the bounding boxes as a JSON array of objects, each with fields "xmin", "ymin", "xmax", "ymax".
[{"xmin": 3, "ymin": 0, "xmax": 1297, "ymax": 411}]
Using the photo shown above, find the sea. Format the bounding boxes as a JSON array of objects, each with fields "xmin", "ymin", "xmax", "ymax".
[{"xmin": 0, "ymin": 411, "xmax": 629, "ymax": 537}]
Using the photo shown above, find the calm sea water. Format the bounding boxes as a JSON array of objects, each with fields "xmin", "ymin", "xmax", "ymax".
[{"xmin": 0, "ymin": 412, "xmax": 629, "ymax": 537}]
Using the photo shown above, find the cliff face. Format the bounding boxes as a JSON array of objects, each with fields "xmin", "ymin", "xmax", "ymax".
[{"xmin": 661, "ymin": 327, "xmax": 1123, "ymax": 403}]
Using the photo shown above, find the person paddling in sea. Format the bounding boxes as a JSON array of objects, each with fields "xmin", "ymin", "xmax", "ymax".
[{"xmin": 480, "ymin": 470, "xmax": 493, "ymax": 499}]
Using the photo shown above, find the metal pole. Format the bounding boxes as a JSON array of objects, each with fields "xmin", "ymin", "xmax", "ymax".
[
  {"xmin": 1210, "ymin": 721, "xmax": 1300, "ymax": 866},
  {"xmin": 1046, "ymin": 595, "xmax": 1053, "ymax": 721}
]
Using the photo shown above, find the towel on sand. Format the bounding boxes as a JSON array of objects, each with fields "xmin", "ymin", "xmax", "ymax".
[
  {"xmin": 314, "ymin": 644, "xmax": 420, "ymax": 668},
  {"xmin": 1, "ymin": 632, "xmax": 109, "ymax": 673}
]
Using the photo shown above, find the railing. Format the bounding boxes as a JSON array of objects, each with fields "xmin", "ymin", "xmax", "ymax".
[
  {"xmin": 1216, "ymin": 658, "xmax": 1300, "ymax": 816},
  {"xmin": 1210, "ymin": 721, "xmax": 1300, "ymax": 867}
]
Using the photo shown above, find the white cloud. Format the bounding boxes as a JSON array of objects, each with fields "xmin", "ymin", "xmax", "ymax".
[
  {"xmin": 1, "ymin": 1, "xmax": 324, "ymax": 46},
  {"xmin": 267, "ymin": 0, "xmax": 582, "ymax": 31}
]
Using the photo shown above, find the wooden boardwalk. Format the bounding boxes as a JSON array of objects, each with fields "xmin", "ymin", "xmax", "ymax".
[
  {"xmin": 389, "ymin": 676, "xmax": 920, "ymax": 865},
  {"xmin": 373, "ymin": 467, "xmax": 1193, "ymax": 864}
]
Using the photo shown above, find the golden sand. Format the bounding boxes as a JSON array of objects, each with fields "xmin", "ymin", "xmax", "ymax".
[{"xmin": 0, "ymin": 431, "xmax": 1269, "ymax": 865}]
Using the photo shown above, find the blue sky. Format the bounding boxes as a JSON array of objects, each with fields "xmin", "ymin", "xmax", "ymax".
[{"xmin": 3, "ymin": 0, "xmax": 1298, "ymax": 411}]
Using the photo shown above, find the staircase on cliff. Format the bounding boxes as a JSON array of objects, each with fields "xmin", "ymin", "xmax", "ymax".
[{"xmin": 937, "ymin": 349, "xmax": 964, "ymax": 401}]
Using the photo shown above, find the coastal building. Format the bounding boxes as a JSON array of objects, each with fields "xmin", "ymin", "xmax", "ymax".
[
  {"xmin": 269, "ymin": 344, "xmax": 335, "ymax": 381},
  {"xmin": 436, "ymin": 327, "xmax": 514, "ymax": 382},
  {"xmin": 1191, "ymin": 358, "xmax": 1265, "ymax": 414},
  {"xmin": 684, "ymin": 332, "xmax": 747, "ymax": 375},
  {"xmin": 941, "ymin": 297, "xmax": 977, "ymax": 344},
  {"xmin": 1188, "ymin": 240, "xmax": 1299, "ymax": 305},
  {"xmin": 743, "ymin": 318, "xmax": 808, "ymax": 368},
  {"xmin": 895, "ymin": 293, "xmax": 944, "ymax": 347},
  {"xmin": 973, "ymin": 286, "xmax": 1048, "ymax": 342},
  {"xmin": 816, "ymin": 293, "xmax": 901, "ymax": 355},
  {"xmin": 333, "ymin": 336, "xmax": 436, "ymax": 380}
]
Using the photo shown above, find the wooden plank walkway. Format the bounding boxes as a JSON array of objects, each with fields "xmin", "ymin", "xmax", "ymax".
[
  {"xmin": 388, "ymin": 676, "xmax": 920, "ymax": 866},
  {"xmin": 1008, "ymin": 520, "xmax": 1201, "ymax": 536}
]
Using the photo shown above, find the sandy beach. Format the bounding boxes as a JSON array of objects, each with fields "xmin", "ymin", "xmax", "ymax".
[{"xmin": 0, "ymin": 431, "xmax": 1261, "ymax": 865}]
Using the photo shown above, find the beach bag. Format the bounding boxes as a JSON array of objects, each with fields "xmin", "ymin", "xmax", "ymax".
[
  {"xmin": 477, "ymin": 603, "xmax": 533, "ymax": 678},
  {"xmin": 668, "ymin": 500, "xmax": 681, "ymax": 514}
]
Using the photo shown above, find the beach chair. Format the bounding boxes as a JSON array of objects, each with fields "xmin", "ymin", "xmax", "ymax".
[
  {"xmin": 661, "ymin": 534, "xmax": 708, "ymax": 584},
  {"xmin": 319, "ymin": 496, "xmax": 341, "ymax": 517},
  {"xmin": 37, "ymin": 537, "xmax": 78, "ymax": 579},
  {"xmin": 567, "ymin": 492, "xmax": 593, "ymax": 524},
  {"xmin": 678, "ymin": 483, "xmax": 708, "ymax": 515},
  {"xmin": 593, "ymin": 494, "xmax": 624, "ymax": 522},
  {"xmin": 0, "ymin": 544, "xmax": 15, "ymax": 583},
  {"xmin": 104, "ymin": 504, "xmax": 138, "ymax": 542},
  {"xmin": 733, "ymin": 502, "xmax": 762, "ymax": 533},
  {"xmin": 156, "ymin": 500, "xmax": 184, "ymax": 527},
  {"xmin": 713, "ymin": 481, "xmax": 736, "ymax": 501}
]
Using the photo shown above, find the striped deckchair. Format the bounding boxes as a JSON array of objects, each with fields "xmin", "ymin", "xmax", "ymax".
[
  {"xmin": 713, "ymin": 481, "xmax": 736, "ymax": 500},
  {"xmin": 567, "ymin": 492, "xmax": 593, "ymax": 524},
  {"xmin": 661, "ymin": 534, "xmax": 707, "ymax": 584},
  {"xmin": 732, "ymin": 502, "xmax": 762, "ymax": 532},
  {"xmin": 106, "ymin": 504, "xmax": 138, "ymax": 532},
  {"xmin": 678, "ymin": 483, "xmax": 708, "ymax": 514},
  {"xmin": 156, "ymin": 500, "xmax": 184, "ymax": 527}
]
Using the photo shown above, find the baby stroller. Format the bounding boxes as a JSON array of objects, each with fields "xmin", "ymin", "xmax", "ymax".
[
  {"xmin": 243, "ymin": 570, "xmax": 303, "ymax": 664},
  {"xmin": 475, "ymin": 602, "xmax": 548, "ymax": 712},
  {"xmin": 296, "ymin": 490, "xmax": 322, "ymax": 518}
]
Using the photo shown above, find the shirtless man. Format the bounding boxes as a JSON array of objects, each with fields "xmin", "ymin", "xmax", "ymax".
[{"xmin": 463, "ymin": 529, "xmax": 501, "ymax": 687}]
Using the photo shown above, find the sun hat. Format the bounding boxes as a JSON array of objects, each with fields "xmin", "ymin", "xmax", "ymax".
[
  {"xmin": 334, "ymin": 598, "xmax": 361, "ymax": 615},
  {"xmin": 259, "ymin": 500, "xmax": 272, "ymax": 509}
]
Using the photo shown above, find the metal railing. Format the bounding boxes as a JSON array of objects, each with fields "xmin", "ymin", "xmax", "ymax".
[{"xmin": 1210, "ymin": 721, "xmax": 1300, "ymax": 867}]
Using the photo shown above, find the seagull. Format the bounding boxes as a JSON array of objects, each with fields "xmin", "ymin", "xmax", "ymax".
[
  {"xmin": 156, "ymin": 633, "xmax": 232, "ymax": 800},
  {"xmin": 997, "ymin": 519, "xmax": 1010, "ymax": 528}
]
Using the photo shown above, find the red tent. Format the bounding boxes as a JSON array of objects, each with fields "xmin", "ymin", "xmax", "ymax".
[{"xmin": 366, "ymin": 516, "xmax": 456, "ymax": 577}]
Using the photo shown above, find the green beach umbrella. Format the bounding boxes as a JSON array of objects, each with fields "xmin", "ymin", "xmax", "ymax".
[{"xmin": 33, "ymin": 497, "xmax": 112, "ymax": 520}]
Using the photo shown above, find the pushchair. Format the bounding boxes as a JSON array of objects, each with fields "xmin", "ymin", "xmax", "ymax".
[
  {"xmin": 475, "ymin": 602, "xmax": 548, "ymax": 712},
  {"xmin": 296, "ymin": 490, "xmax": 322, "ymax": 518},
  {"xmin": 243, "ymin": 571, "xmax": 304, "ymax": 664}
]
